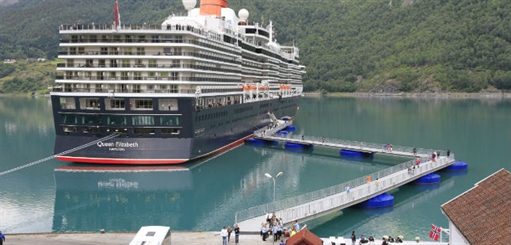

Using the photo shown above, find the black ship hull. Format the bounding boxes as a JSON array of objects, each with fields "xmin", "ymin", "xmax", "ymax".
[{"xmin": 51, "ymin": 95, "xmax": 300, "ymax": 164}]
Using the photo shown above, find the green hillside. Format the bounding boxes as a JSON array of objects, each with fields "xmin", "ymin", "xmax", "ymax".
[{"xmin": 0, "ymin": 0, "xmax": 510, "ymax": 93}]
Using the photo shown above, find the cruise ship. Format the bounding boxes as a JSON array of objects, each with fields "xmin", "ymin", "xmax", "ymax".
[{"xmin": 50, "ymin": 0, "xmax": 305, "ymax": 164}]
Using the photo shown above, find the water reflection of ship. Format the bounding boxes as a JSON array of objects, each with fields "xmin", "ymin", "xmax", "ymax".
[
  {"xmin": 53, "ymin": 166, "xmax": 193, "ymax": 232},
  {"xmin": 55, "ymin": 166, "xmax": 193, "ymax": 191}
]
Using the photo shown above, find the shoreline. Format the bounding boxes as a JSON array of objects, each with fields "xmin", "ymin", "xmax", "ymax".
[
  {"xmin": 1, "ymin": 92, "xmax": 509, "ymax": 99},
  {"xmin": 303, "ymin": 91, "xmax": 511, "ymax": 99}
]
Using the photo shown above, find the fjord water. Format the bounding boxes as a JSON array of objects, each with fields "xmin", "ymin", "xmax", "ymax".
[{"xmin": 0, "ymin": 96, "xmax": 510, "ymax": 241}]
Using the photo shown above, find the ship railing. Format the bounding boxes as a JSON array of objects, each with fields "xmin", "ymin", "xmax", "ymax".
[
  {"xmin": 57, "ymin": 50, "xmax": 239, "ymax": 64},
  {"xmin": 55, "ymin": 75, "xmax": 241, "ymax": 83},
  {"xmin": 59, "ymin": 37, "xmax": 240, "ymax": 56},
  {"xmin": 56, "ymin": 62, "xmax": 240, "ymax": 74}
]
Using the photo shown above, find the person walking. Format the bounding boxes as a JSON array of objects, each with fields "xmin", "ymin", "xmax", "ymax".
[
  {"xmin": 351, "ymin": 231, "xmax": 356, "ymax": 245},
  {"xmin": 0, "ymin": 230, "xmax": 5, "ymax": 245},
  {"xmin": 413, "ymin": 147, "xmax": 417, "ymax": 156},
  {"xmin": 293, "ymin": 220, "xmax": 300, "ymax": 231},
  {"xmin": 234, "ymin": 224, "xmax": 240, "ymax": 245},
  {"xmin": 227, "ymin": 226, "xmax": 232, "ymax": 243},
  {"xmin": 220, "ymin": 226, "xmax": 228, "ymax": 245}
]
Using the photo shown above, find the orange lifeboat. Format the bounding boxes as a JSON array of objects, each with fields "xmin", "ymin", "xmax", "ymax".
[{"xmin": 200, "ymin": 0, "xmax": 227, "ymax": 16}]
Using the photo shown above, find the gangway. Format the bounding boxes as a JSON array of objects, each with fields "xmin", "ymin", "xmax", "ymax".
[
  {"xmin": 0, "ymin": 133, "xmax": 120, "ymax": 176},
  {"xmin": 235, "ymin": 151, "xmax": 455, "ymax": 232},
  {"xmin": 254, "ymin": 131, "xmax": 433, "ymax": 159}
]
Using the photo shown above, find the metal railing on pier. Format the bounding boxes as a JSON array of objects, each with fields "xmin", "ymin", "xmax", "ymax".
[{"xmin": 235, "ymin": 153, "xmax": 455, "ymax": 226}]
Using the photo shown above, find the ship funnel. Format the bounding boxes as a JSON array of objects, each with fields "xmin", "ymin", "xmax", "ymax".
[{"xmin": 200, "ymin": 0, "xmax": 227, "ymax": 16}]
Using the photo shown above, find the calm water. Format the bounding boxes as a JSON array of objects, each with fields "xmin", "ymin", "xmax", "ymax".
[{"xmin": 0, "ymin": 95, "xmax": 510, "ymax": 242}]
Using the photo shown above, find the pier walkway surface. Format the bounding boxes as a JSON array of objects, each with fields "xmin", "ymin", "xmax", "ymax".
[{"xmin": 238, "ymin": 121, "xmax": 455, "ymax": 233}]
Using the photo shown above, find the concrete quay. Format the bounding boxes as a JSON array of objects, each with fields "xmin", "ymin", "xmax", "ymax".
[
  {"xmin": 6, "ymin": 231, "xmax": 448, "ymax": 245},
  {"xmin": 6, "ymin": 231, "xmax": 272, "ymax": 245}
]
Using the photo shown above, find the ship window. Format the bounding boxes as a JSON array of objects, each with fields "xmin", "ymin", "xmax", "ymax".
[
  {"xmin": 69, "ymin": 47, "xmax": 76, "ymax": 55},
  {"xmin": 63, "ymin": 126, "xmax": 78, "ymax": 133},
  {"xmin": 83, "ymin": 127, "xmax": 102, "ymax": 134},
  {"xmin": 110, "ymin": 60, "xmax": 118, "ymax": 68},
  {"xmin": 136, "ymin": 47, "xmax": 145, "ymax": 55},
  {"xmin": 79, "ymin": 98, "xmax": 100, "ymax": 110},
  {"xmin": 122, "ymin": 60, "xmax": 130, "ymax": 68},
  {"xmin": 90, "ymin": 35, "xmax": 97, "ymax": 42},
  {"xmin": 125, "ymin": 47, "xmax": 133, "ymax": 55},
  {"xmin": 158, "ymin": 99, "xmax": 178, "ymax": 111},
  {"xmin": 106, "ymin": 115, "xmax": 126, "ymax": 125},
  {"xmin": 78, "ymin": 47, "xmax": 85, "ymax": 54},
  {"xmin": 134, "ymin": 128, "xmax": 155, "ymax": 135},
  {"xmin": 161, "ymin": 128, "xmax": 180, "ymax": 135},
  {"xmin": 148, "ymin": 60, "xmax": 157, "ymax": 68},
  {"xmin": 66, "ymin": 60, "xmax": 74, "ymax": 67},
  {"xmin": 61, "ymin": 114, "xmax": 78, "ymax": 124},
  {"xmin": 151, "ymin": 35, "xmax": 160, "ymax": 43},
  {"xmin": 100, "ymin": 47, "xmax": 108, "ymax": 55},
  {"xmin": 105, "ymin": 98, "xmax": 125, "ymax": 110},
  {"xmin": 82, "ymin": 115, "xmax": 101, "ymax": 124},
  {"xmin": 160, "ymin": 116, "xmax": 180, "ymax": 126},
  {"xmin": 163, "ymin": 47, "xmax": 171, "ymax": 54},
  {"xmin": 170, "ymin": 72, "xmax": 178, "ymax": 81},
  {"xmin": 132, "ymin": 116, "xmax": 155, "ymax": 126},
  {"xmin": 130, "ymin": 99, "xmax": 153, "ymax": 110},
  {"xmin": 60, "ymin": 97, "xmax": 76, "ymax": 109}
]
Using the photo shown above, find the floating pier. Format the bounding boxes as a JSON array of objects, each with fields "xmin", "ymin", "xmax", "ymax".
[{"xmin": 236, "ymin": 122, "xmax": 459, "ymax": 232}]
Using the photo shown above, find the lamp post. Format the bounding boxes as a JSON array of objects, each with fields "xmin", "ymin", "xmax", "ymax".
[
  {"xmin": 265, "ymin": 172, "xmax": 283, "ymax": 215},
  {"xmin": 265, "ymin": 171, "xmax": 283, "ymax": 245}
]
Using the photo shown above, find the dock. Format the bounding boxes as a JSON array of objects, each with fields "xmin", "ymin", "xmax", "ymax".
[{"xmin": 237, "ymin": 120, "xmax": 455, "ymax": 233}]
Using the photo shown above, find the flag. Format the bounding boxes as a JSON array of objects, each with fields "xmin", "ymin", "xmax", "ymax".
[
  {"xmin": 429, "ymin": 224, "xmax": 441, "ymax": 241},
  {"xmin": 114, "ymin": 0, "xmax": 121, "ymax": 29}
]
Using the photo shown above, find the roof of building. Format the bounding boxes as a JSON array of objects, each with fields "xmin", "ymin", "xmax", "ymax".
[
  {"xmin": 285, "ymin": 228, "xmax": 323, "ymax": 245},
  {"xmin": 441, "ymin": 168, "xmax": 511, "ymax": 245}
]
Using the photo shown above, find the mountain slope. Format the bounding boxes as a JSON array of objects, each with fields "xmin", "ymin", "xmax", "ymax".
[{"xmin": 0, "ymin": 0, "xmax": 510, "ymax": 93}]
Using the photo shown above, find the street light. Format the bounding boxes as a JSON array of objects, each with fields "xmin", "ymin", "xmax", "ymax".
[
  {"xmin": 265, "ymin": 172, "xmax": 283, "ymax": 214},
  {"xmin": 265, "ymin": 171, "xmax": 283, "ymax": 245}
]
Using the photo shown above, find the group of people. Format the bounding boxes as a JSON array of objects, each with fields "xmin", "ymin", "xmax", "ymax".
[
  {"xmin": 220, "ymin": 224, "xmax": 240, "ymax": 245},
  {"xmin": 353, "ymin": 231, "xmax": 404, "ymax": 245},
  {"xmin": 260, "ymin": 213, "xmax": 301, "ymax": 244}
]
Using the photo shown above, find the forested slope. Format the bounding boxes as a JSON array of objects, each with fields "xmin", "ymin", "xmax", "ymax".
[{"xmin": 0, "ymin": 0, "xmax": 510, "ymax": 93}]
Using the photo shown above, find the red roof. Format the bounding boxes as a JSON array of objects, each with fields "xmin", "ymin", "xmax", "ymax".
[
  {"xmin": 441, "ymin": 168, "xmax": 511, "ymax": 245},
  {"xmin": 285, "ymin": 228, "xmax": 323, "ymax": 245}
]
